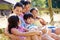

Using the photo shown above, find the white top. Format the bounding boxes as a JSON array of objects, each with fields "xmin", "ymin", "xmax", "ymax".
[{"xmin": 9, "ymin": 13, "xmax": 17, "ymax": 17}]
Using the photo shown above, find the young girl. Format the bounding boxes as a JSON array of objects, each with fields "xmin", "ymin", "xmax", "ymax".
[
  {"xmin": 30, "ymin": 7, "xmax": 46, "ymax": 26},
  {"xmin": 23, "ymin": 13, "xmax": 42, "ymax": 40},
  {"xmin": 8, "ymin": 15, "xmax": 40, "ymax": 40},
  {"xmin": 4, "ymin": 2, "xmax": 25, "ymax": 40}
]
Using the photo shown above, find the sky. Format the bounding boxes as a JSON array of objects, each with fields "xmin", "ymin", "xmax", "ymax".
[{"xmin": 5, "ymin": 0, "xmax": 20, "ymax": 4}]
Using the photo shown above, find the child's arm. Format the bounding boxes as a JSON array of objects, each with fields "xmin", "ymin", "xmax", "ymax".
[
  {"xmin": 4, "ymin": 27, "xmax": 17, "ymax": 39},
  {"xmin": 11, "ymin": 28, "xmax": 40, "ymax": 36},
  {"xmin": 39, "ymin": 18, "xmax": 47, "ymax": 26},
  {"xmin": 41, "ymin": 27, "xmax": 47, "ymax": 34},
  {"xmin": 23, "ymin": 28, "xmax": 29, "ymax": 32}
]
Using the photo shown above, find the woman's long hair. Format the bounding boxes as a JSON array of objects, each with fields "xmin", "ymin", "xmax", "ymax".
[{"xmin": 8, "ymin": 16, "xmax": 19, "ymax": 34}]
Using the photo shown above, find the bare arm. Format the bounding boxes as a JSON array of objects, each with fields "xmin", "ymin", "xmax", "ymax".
[
  {"xmin": 4, "ymin": 27, "xmax": 11, "ymax": 36},
  {"xmin": 23, "ymin": 28, "xmax": 29, "ymax": 32},
  {"xmin": 4, "ymin": 27, "xmax": 16, "ymax": 37},
  {"xmin": 11, "ymin": 28, "xmax": 40, "ymax": 36},
  {"xmin": 39, "ymin": 18, "xmax": 47, "ymax": 26}
]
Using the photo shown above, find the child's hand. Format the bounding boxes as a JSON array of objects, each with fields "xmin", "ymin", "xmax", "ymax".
[
  {"xmin": 10, "ymin": 35, "xmax": 21, "ymax": 40},
  {"xmin": 34, "ymin": 31, "xmax": 42, "ymax": 36},
  {"xmin": 42, "ymin": 29, "xmax": 47, "ymax": 34},
  {"xmin": 39, "ymin": 18, "xmax": 46, "ymax": 25},
  {"xmin": 39, "ymin": 31, "xmax": 42, "ymax": 36},
  {"xmin": 25, "ymin": 29, "xmax": 29, "ymax": 32},
  {"xmin": 10, "ymin": 35, "xmax": 16, "ymax": 39}
]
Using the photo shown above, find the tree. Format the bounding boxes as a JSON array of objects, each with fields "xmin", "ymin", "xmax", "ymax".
[
  {"xmin": 56, "ymin": 0, "xmax": 60, "ymax": 8},
  {"xmin": 46, "ymin": 0, "xmax": 60, "ymax": 8},
  {"xmin": 52, "ymin": 0, "xmax": 57, "ymax": 8},
  {"xmin": 31, "ymin": 0, "xmax": 46, "ymax": 8}
]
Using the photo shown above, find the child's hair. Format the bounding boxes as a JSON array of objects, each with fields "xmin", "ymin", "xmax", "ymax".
[
  {"xmin": 14, "ymin": 2, "xmax": 23, "ymax": 9},
  {"xmin": 22, "ymin": 1, "xmax": 31, "ymax": 6},
  {"xmin": 30, "ymin": 8, "xmax": 38, "ymax": 13},
  {"xmin": 8, "ymin": 16, "xmax": 19, "ymax": 34},
  {"xmin": 23, "ymin": 13, "xmax": 33, "ymax": 20},
  {"xmin": 20, "ymin": 0, "xmax": 25, "ymax": 5}
]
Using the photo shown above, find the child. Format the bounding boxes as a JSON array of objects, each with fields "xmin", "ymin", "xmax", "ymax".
[
  {"xmin": 30, "ymin": 7, "xmax": 46, "ymax": 26},
  {"xmin": 23, "ymin": 13, "xmax": 39, "ymax": 31},
  {"xmin": 7, "ymin": 15, "xmax": 40, "ymax": 40},
  {"xmin": 23, "ymin": 13, "xmax": 42, "ymax": 40},
  {"xmin": 9, "ymin": 2, "xmax": 25, "ymax": 27},
  {"xmin": 21, "ymin": 1, "xmax": 31, "ymax": 14}
]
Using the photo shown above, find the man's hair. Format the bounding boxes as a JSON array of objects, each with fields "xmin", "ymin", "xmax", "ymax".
[
  {"xmin": 14, "ymin": 2, "xmax": 23, "ymax": 9},
  {"xmin": 23, "ymin": 13, "xmax": 33, "ymax": 20}
]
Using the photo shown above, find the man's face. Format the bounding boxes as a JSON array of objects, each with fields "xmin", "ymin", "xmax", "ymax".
[{"xmin": 13, "ymin": 7, "xmax": 23, "ymax": 15}]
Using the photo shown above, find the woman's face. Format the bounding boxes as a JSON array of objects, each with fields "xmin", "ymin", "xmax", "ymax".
[{"xmin": 13, "ymin": 7, "xmax": 23, "ymax": 15}]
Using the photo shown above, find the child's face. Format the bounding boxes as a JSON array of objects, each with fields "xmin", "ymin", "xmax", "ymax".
[
  {"xmin": 18, "ymin": 20, "xmax": 21, "ymax": 26},
  {"xmin": 32, "ymin": 10, "xmax": 38, "ymax": 15},
  {"xmin": 32, "ymin": 10, "xmax": 38, "ymax": 17},
  {"xmin": 13, "ymin": 7, "xmax": 23, "ymax": 15},
  {"xmin": 25, "ymin": 17, "xmax": 34, "ymax": 24},
  {"xmin": 25, "ymin": 4, "xmax": 30, "ymax": 12}
]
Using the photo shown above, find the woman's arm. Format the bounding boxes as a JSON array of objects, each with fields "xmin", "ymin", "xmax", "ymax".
[{"xmin": 11, "ymin": 28, "xmax": 40, "ymax": 36}]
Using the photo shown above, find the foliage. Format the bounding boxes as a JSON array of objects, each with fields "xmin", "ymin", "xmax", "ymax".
[
  {"xmin": 0, "ymin": 28, "xmax": 10, "ymax": 40},
  {"xmin": 15, "ymin": 0, "xmax": 20, "ymax": 2},
  {"xmin": 31, "ymin": 0, "xmax": 46, "ymax": 8},
  {"xmin": 46, "ymin": 0, "xmax": 60, "ymax": 8}
]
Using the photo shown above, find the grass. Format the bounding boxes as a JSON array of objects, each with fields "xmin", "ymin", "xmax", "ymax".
[
  {"xmin": 0, "ymin": 28, "xmax": 10, "ymax": 40},
  {"xmin": 0, "ymin": 34, "xmax": 10, "ymax": 40}
]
